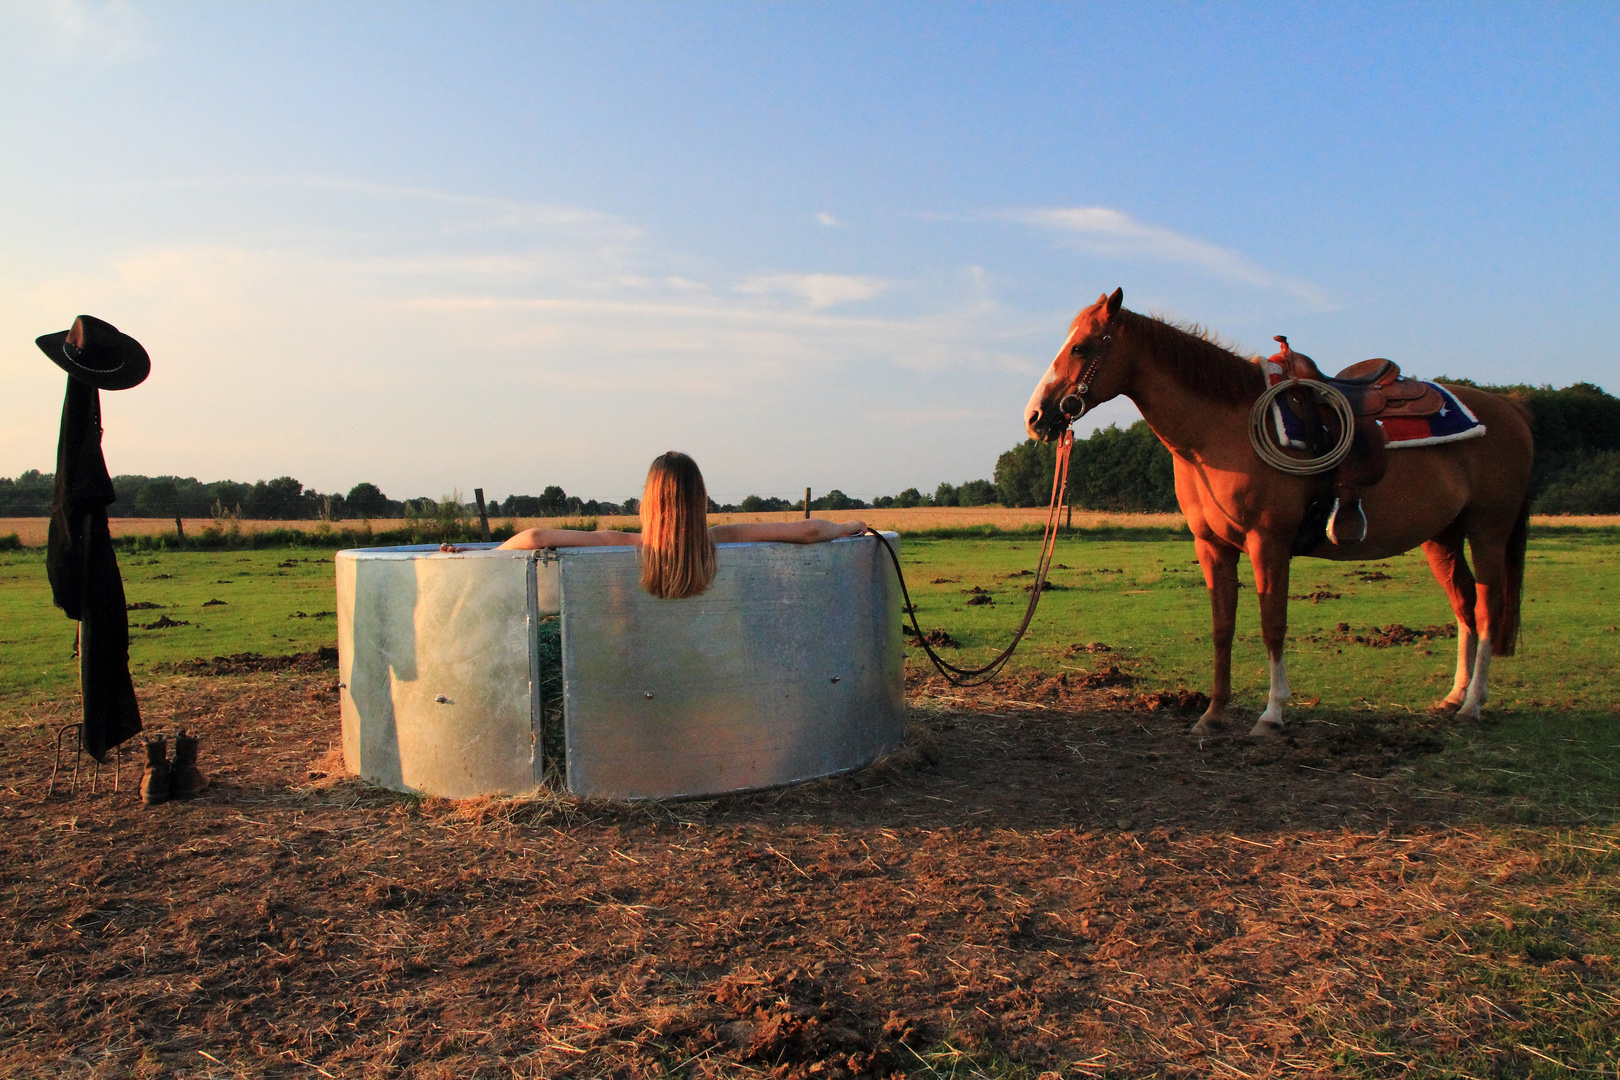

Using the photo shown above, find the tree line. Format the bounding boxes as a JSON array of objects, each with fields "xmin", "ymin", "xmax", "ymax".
[
  {"xmin": 0, "ymin": 473, "xmax": 650, "ymax": 521},
  {"xmin": 1437, "ymin": 379, "xmax": 1620, "ymax": 515},
  {"xmin": 3, "ymin": 381, "xmax": 1614, "ymax": 521}
]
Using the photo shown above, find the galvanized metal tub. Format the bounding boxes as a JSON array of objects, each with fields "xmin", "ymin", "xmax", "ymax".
[{"xmin": 336, "ymin": 534, "xmax": 904, "ymax": 800}]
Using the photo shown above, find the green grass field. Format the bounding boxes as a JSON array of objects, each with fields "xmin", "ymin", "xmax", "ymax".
[
  {"xmin": 896, "ymin": 531, "xmax": 1620, "ymax": 714},
  {"xmin": 0, "ymin": 548, "xmax": 338, "ymax": 703},
  {"xmin": 3, "ymin": 531, "xmax": 1617, "ymax": 821},
  {"xmin": 896, "ymin": 531, "xmax": 1620, "ymax": 824}
]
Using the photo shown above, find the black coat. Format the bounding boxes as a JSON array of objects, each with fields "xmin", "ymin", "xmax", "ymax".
[{"xmin": 47, "ymin": 377, "xmax": 142, "ymax": 761}]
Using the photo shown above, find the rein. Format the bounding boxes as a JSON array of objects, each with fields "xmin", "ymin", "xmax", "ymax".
[{"xmin": 867, "ymin": 428, "xmax": 1074, "ymax": 687}]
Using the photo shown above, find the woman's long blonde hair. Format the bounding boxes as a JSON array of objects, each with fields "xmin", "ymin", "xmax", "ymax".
[{"xmin": 639, "ymin": 451, "xmax": 718, "ymax": 599}]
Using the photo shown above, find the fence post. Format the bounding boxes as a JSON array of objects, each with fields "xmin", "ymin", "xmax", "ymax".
[
  {"xmin": 804, "ymin": 487, "xmax": 811, "ymax": 519},
  {"xmin": 475, "ymin": 488, "xmax": 491, "ymax": 542}
]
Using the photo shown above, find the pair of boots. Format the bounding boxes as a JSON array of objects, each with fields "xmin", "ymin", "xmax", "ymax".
[{"xmin": 141, "ymin": 730, "xmax": 208, "ymax": 806}]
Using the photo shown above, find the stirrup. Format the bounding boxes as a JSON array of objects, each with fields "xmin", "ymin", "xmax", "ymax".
[{"xmin": 1326, "ymin": 498, "xmax": 1367, "ymax": 545}]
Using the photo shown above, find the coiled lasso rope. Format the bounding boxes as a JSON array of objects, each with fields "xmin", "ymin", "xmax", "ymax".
[{"xmin": 1248, "ymin": 379, "xmax": 1357, "ymax": 476}]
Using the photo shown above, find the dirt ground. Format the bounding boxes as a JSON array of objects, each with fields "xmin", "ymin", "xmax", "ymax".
[{"xmin": 0, "ymin": 660, "xmax": 1598, "ymax": 1078}]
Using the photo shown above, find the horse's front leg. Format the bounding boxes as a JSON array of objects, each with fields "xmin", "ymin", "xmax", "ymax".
[
  {"xmin": 1421, "ymin": 531, "xmax": 1479, "ymax": 710},
  {"xmin": 1246, "ymin": 534, "xmax": 1292, "ymax": 736},
  {"xmin": 1191, "ymin": 538, "xmax": 1240, "ymax": 735}
]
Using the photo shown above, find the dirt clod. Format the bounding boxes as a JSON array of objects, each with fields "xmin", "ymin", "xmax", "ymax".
[
  {"xmin": 165, "ymin": 646, "xmax": 338, "ymax": 675},
  {"xmin": 1064, "ymin": 641, "xmax": 1113, "ymax": 656}
]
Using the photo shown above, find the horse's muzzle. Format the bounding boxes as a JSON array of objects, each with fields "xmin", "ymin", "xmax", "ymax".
[{"xmin": 1026, "ymin": 407, "xmax": 1064, "ymax": 443}]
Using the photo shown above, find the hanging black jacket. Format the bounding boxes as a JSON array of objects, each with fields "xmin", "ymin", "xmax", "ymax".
[{"xmin": 47, "ymin": 377, "xmax": 142, "ymax": 761}]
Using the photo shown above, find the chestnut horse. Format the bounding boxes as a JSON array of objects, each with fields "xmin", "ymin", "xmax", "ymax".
[{"xmin": 1025, "ymin": 288, "xmax": 1533, "ymax": 735}]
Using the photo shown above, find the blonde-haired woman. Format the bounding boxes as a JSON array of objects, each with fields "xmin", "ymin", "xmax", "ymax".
[{"xmin": 487, "ymin": 451, "xmax": 866, "ymax": 600}]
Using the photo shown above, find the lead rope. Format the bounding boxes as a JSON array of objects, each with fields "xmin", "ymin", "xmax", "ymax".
[{"xmin": 866, "ymin": 429, "xmax": 1074, "ymax": 687}]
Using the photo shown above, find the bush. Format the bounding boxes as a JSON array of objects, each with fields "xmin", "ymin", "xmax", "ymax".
[
  {"xmin": 1532, "ymin": 450, "xmax": 1620, "ymax": 514},
  {"xmin": 0, "ymin": 533, "xmax": 20, "ymax": 551},
  {"xmin": 995, "ymin": 421, "xmax": 1177, "ymax": 511}
]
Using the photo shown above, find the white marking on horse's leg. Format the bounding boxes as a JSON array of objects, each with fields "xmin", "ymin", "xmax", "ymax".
[
  {"xmin": 1457, "ymin": 637, "xmax": 1492, "ymax": 722},
  {"xmin": 1249, "ymin": 655, "xmax": 1290, "ymax": 736},
  {"xmin": 1443, "ymin": 618, "xmax": 1479, "ymax": 707}
]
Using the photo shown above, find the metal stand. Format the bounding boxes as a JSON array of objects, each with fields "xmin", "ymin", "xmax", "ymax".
[
  {"xmin": 47, "ymin": 723, "xmax": 82, "ymax": 797},
  {"xmin": 47, "ymin": 723, "xmax": 126, "ymax": 797}
]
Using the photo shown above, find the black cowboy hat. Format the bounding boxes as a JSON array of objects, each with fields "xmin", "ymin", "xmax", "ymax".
[{"xmin": 35, "ymin": 315, "xmax": 150, "ymax": 391}]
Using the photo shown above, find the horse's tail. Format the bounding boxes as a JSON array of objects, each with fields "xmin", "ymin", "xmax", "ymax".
[{"xmin": 1493, "ymin": 490, "xmax": 1531, "ymax": 657}]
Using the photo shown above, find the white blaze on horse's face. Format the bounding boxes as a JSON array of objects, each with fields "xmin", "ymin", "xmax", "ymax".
[{"xmin": 1024, "ymin": 288, "xmax": 1124, "ymax": 442}]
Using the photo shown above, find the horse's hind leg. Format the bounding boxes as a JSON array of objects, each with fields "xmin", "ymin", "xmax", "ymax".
[
  {"xmin": 1191, "ymin": 538, "xmax": 1240, "ymax": 735},
  {"xmin": 1422, "ymin": 521, "xmax": 1479, "ymax": 710},
  {"xmin": 1455, "ymin": 512, "xmax": 1524, "ymax": 723},
  {"xmin": 1247, "ymin": 533, "xmax": 1292, "ymax": 737}
]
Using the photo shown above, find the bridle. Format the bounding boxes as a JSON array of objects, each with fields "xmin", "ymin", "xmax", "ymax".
[{"xmin": 1056, "ymin": 330, "xmax": 1115, "ymax": 422}]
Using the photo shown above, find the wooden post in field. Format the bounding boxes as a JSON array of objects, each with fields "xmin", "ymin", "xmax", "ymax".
[
  {"xmin": 174, "ymin": 512, "xmax": 185, "ymax": 545},
  {"xmin": 475, "ymin": 488, "xmax": 491, "ymax": 542},
  {"xmin": 804, "ymin": 488, "xmax": 812, "ymax": 519}
]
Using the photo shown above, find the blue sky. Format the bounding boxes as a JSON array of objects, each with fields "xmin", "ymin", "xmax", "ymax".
[{"xmin": 2, "ymin": 2, "xmax": 1616, "ymax": 505}]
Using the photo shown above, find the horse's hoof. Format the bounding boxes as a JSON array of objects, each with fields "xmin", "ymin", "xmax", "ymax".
[
  {"xmin": 1190, "ymin": 715, "xmax": 1223, "ymax": 735},
  {"xmin": 1248, "ymin": 719, "xmax": 1283, "ymax": 738},
  {"xmin": 1427, "ymin": 698, "xmax": 1461, "ymax": 715}
]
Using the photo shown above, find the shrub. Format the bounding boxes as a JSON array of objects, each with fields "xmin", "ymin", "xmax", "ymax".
[{"xmin": 1533, "ymin": 450, "xmax": 1620, "ymax": 514}]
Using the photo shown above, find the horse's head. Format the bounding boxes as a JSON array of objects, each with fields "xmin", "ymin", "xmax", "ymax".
[{"xmin": 1025, "ymin": 287, "xmax": 1125, "ymax": 442}]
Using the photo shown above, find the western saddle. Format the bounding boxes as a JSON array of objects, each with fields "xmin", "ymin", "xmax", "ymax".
[{"xmin": 1267, "ymin": 335, "xmax": 1446, "ymax": 546}]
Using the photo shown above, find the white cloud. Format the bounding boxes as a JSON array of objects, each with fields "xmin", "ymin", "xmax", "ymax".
[
  {"xmin": 0, "ymin": 216, "xmax": 1040, "ymax": 499},
  {"xmin": 1000, "ymin": 206, "xmax": 1333, "ymax": 309},
  {"xmin": 734, "ymin": 272, "xmax": 891, "ymax": 310},
  {"xmin": 1, "ymin": 0, "xmax": 145, "ymax": 61},
  {"xmin": 256, "ymin": 175, "xmax": 640, "ymax": 239},
  {"xmin": 815, "ymin": 212, "xmax": 842, "ymax": 228}
]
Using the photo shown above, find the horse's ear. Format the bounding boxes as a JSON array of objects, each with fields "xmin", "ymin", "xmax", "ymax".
[{"xmin": 1106, "ymin": 288, "xmax": 1123, "ymax": 317}]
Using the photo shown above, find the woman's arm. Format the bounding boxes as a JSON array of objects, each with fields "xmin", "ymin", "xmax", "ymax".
[
  {"xmin": 709, "ymin": 519, "xmax": 867, "ymax": 544},
  {"xmin": 440, "ymin": 528, "xmax": 639, "ymax": 553},
  {"xmin": 497, "ymin": 528, "xmax": 640, "ymax": 550}
]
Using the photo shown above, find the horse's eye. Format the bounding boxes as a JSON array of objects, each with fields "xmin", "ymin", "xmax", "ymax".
[{"xmin": 1070, "ymin": 343, "xmax": 1085, "ymax": 356}]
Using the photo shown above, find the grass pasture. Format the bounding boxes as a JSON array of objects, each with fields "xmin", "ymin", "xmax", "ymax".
[
  {"xmin": 0, "ymin": 526, "xmax": 1617, "ymax": 1077},
  {"xmin": 0, "ymin": 549, "xmax": 337, "ymax": 703}
]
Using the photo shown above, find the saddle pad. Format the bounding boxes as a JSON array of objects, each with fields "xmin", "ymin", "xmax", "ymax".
[
  {"xmin": 1262, "ymin": 369, "xmax": 1486, "ymax": 451},
  {"xmin": 1378, "ymin": 383, "xmax": 1487, "ymax": 448}
]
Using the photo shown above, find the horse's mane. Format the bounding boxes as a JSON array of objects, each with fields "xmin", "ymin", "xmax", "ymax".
[{"xmin": 1121, "ymin": 309, "xmax": 1264, "ymax": 405}]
